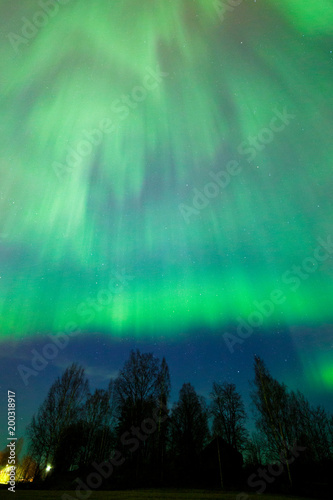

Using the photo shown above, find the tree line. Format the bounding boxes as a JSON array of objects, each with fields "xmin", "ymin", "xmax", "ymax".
[{"xmin": 20, "ymin": 352, "xmax": 333, "ymax": 492}]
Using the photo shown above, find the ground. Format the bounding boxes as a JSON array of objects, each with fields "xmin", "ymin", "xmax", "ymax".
[{"xmin": 0, "ymin": 489, "xmax": 314, "ymax": 500}]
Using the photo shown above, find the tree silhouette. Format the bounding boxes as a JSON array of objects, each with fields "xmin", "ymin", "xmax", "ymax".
[
  {"xmin": 79, "ymin": 384, "xmax": 118, "ymax": 466},
  {"xmin": 210, "ymin": 381, "xmax": 248, "ymax": 452},
  {"xmin": 114, "ymin": 349, "xmax": 170, "ymax": 483},
  {"xmin": 27, "ymin": 363, "xmax": 89, "ymax": 475},
  {"xmin": 251, "ymin": 356, "xmax": 293, "ymax": 484},
  {"xmin": 169, "ymin": 382, "xmax": 210, "ymax": 482}
]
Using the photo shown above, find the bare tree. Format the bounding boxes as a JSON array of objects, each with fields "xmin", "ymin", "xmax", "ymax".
[
  {"xmin": 80, "ymin": 383, "xmax": 119, "ymax": 465},
  {"xmin": 251, "ymin": 356, "xmax": 333, "ymax": 469},
  {"xmin": 27, "ymin": 363, "xmax": 89, "ymax": 474},
  {"xmin": 288, "ymin": 390, "xmax": 332, "ymax": 462},
  {"xmin": 170, "ymin": 382, "xmax": 210, "ymax": 465},
  {"xmin": 115, "ymin": 349, "xmax": 170, "ymax": 479},
  {"xmin": 115, "ymin": 350, "xmax": 164, "ymax": 427},
  {"xmin": 210, "ymin": 382, "xmax": 248, "ymax": 452},
  {"xmin": 243, "ymin": 431, "xmax": 266, "ymax": 466},
  {"xmin": 16, "ymin": 455, "xmax": 38, "ymax": 482},
  {"xmin": 251, "ymin": 356, "xmax": 299, "ymax": 486},
  {"xmin": 154, "ymin": 357, "xmax": 171, "ymax": 480}
]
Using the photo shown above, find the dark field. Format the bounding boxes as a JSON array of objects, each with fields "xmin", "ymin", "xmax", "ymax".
[{"xmin": 0, "ymin": 489, "xmax": 314, "ymax": 500}]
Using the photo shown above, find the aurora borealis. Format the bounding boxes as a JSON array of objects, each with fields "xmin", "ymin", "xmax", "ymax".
[{"xmin": 0, "ymin": 0, "xmax": 333, "ymax": 444}]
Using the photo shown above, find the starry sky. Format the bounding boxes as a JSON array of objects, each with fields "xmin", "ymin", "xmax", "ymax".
[{"xmin": 0, "ymin": 0, "xmax": 333, "ymax": 452}]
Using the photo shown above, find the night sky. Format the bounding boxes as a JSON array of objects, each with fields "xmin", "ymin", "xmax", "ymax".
[{"xmin": 1, "ymin": 0, "xmax": 333, "ymax": 453}]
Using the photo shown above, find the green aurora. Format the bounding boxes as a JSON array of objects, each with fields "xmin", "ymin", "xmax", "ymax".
[{"xmin": 1, "ymin": 1, "xmax": 333, "ymax": 390}]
